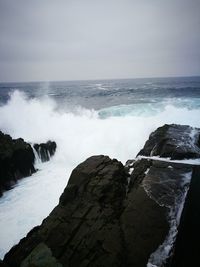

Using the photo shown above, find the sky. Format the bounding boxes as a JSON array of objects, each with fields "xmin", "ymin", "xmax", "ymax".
[{"xmin": 0, "ymin": 0, "xmax": 200, "ymax": 82}]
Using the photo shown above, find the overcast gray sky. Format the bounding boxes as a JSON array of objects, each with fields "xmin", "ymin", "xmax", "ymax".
[{"xmin": 0, "ymin": 0, "xmax": 200, "ymax": 82}]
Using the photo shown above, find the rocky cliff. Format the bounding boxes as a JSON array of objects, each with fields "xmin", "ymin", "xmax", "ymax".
[
  {"xmin": 2, "ymin": 124, "xmax": 200, "ymax": 267},
  {"xmin": 138, "ymin": 124, "xmax": 200, "ymax": 159},
  {"xmin": 0, "ymin": 131, "xmax": 56, "ymax": 196},
  {"xmin": 169, "ymin": 165, "xmax": 200, "ymax": 267},
  {"xmin": 0, "ymin": 131, "xmax": 35, "ymax": 196}
]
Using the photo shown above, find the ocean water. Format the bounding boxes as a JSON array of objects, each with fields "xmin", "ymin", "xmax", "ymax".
[{"xmin": 0, "ymin": 76, "xmax": 200, "ymax": 259}]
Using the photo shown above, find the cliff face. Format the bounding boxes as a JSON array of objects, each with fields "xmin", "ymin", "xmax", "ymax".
[
  {"xmin": 0, "ymin": 131, "xmax": 35, "ymax": 196},
  {"xmin": 2, "ymin": 124, "xmax": 200, "ymax": 267},
  {"xmin": 0, "ymin": 131, "xmax": 57, "ymax": 196},
  {"xmin": 169, "ymin": 166, "xmax": 200, "ymax": 267}
]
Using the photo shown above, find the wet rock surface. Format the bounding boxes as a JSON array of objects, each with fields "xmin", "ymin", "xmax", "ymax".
[
  {"xmin": 0, "ymin": 131, "xmax": 35, "ymax": 196},
  {"xmin": 169, "ymin": 166, "xmax": 200, "ymax": 267},
  {"xmin": 138, "ymin": 124, "xmax": 200, "ymax": 159},
  {"xmin": 3, "ymin": 156, "xmax": 194, "ymax": 267},
  {"xmin": 0, "ymin": 130, "xmax": 57, "ymax": 196},
  {"xmin": 0, "ymin": 260, "xmax": 9, "ymax": 267}
]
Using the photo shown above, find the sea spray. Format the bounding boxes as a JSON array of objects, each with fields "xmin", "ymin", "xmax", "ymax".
[{"xmin": 0, "ymin": 90, "xmax": 200, "ymax": 258}]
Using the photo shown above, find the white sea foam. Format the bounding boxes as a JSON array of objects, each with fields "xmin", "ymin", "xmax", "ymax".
[
  {"xmin": 0, "ymin": 90, "xmax": 200, "ymax": 258},
  {"xmin": 138, "ymin": 155, "xmax": 200, "ymax": 165}
]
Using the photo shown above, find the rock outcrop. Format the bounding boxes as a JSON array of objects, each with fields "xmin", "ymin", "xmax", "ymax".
[
  {"xmin": 33, "ymin": 141, "xmax": 56, "ymax": 162},
  {"xmin": 2, "ymin": 124, "xmax": 200, "ymax": 267},
  {"xmin": 169, "ymin": 165, "xmax": 200, "ymax": 267},
  {"xmin": 0, "ymin": 131, "xmax": 35, "ymax": 196},
  {"xmin": 0, "ymin": 131, "xmax": 57, "ymax": 196},
  {"xmin": 138, "ymin": 124, "xmax": 200, "ymax": 159},
  {"xmin": 3, "ymin": 158, "xmax": 194, "ymax": 267}
]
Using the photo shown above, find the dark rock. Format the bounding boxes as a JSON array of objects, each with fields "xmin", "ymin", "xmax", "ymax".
[
  {"xmin": 20, "ymin": 243, "xmax": 63, "ymax": 267},
  {"xmin": 0, "ymin": 131, "xmax": 35, "ymax": 196},
  {"xmin": 126, "ymin": 159, "xmax": 193, "ymax": 267},
  {"xmin": 0, "ymin": 259, "xmax": 9, "ymax": 267},
  {"xmin": 169, "ymin": 166, "xmax": 200, "ymax": 267},
  {"xmin": 138, "ymin": 124, "xmax": 200, "ymax": 159},
  {"xmin": 3, "ymin": 124, "xmax": 199, "ymax": 267},
  {"xmin": 33, "ymin": 141, "xmax": 56, "ymax": 162},
  {"xmin": 59, "ymin": 184, "xmax": 78, "ymax": 206},
  {"xmin": 0, "ymin": 129, "xmax": 57, "ymax": 197},
  {"xmin": 3, "ymin": 155, "xmax": 193, "ymax": 267}
]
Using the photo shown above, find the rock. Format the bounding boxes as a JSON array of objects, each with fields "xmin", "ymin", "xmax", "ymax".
[
  {"xmin": 0, "ymin": 259, "xmax": 9, "ymax": 267},
  {"xmin": 0, "ymin": 130, "xmax": 57, "ymax": 197},
  {"xmin": 33, "ymin": 141, "xmax": 56, "ymax": 162},
  {"xmin": 2, "ymin": 124, "xmax": 199, "ymax": 267},
  {"xmin": 20, "ymin": 243, "xmax": 63, "ymax": 267},
  {"xmin": 125, "ymin": 159, "xmax": 193, "ymax": 267},
  {"xmin": 138, "ymin": 124, "xmax": 200, "ymax": 159},
  {"xmin": 0, "ymin": 131, "xmax": 35, "ymax": 196},
  {"xmin": 169, "ymin": 166, "xmax": 200, "ymax": 267},
  {"xmin": 3, "ymin": 155, "xmax": 194, "ymax": 267}
]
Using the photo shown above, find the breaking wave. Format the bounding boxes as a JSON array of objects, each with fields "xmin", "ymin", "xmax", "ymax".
[{"xmin": 0, "ymin": 90, "xmax": 200, "ymax": 258}]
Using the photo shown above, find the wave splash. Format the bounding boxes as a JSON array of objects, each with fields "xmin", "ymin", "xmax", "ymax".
[{"xmin": 0, "ymin": 90, "xmax": 200, "ymax": 258}]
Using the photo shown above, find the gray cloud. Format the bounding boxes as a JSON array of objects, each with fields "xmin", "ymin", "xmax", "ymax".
[{"xmin": 0, "ymin": 0, "xmax": 200, "ymax": 82}]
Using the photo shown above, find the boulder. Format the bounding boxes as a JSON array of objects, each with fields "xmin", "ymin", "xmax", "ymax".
[
  {"xmin": 0, "ymin": 131, "xmax": 35, "ymax": 196},
  {"xmin": 33, "ymin": 141, "xmax": 56, "ymax": 162},
  {"xmin": 0, "ymin": 130, "xmax": 57, "ymax": 196},
  {"xmin": 169, "ymin": 166, "xmax": 200, "ymax": 267},
  {"xmin": 138, "ymin": 124, "xmax": 200, "ymax": 159},
  {"xmin": 0, "ymin": 260, "xmax": 9, "ymax": 267}
]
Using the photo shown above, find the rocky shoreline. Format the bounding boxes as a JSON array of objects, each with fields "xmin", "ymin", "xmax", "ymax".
[
  {"xmin": 1, "ymin": 124, "xmax": 200, "ymax": 267},
  {"xmin": 0, "ymin": 131, "xmax": 56, "ymax": 197}
]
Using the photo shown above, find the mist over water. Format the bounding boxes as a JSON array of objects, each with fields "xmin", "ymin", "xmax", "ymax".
[{"xmin": 0, "ymin": 77, "xmax": 200, "ymax": 258}]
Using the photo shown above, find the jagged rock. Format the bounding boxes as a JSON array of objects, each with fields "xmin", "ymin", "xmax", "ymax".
[
  {"xmin": 0, "ymin": 259, "xmax": 9, "ymax": 267},
  {"xmin": 0, "ymin": 130, "xmax": 57, "ymax": 197},
  {"xmin": 3, "ymin": 155, "xmax": 194, "ymax": 267},
  {"xmin": 33, "ymin": 141, "xmax": 56, "ymax": 162},
  {"xmin": 169, "ymin": 166, "xmax": 200, "ymax": 267},
  {"xmin": 0, "ymin": 131, "xmax": 35, "ymax": 196},
  {"xmin": 2, "ymin": 124, "xmax": 199, "ymax": 267},
  {"xmin": 20, "ymin": 243, "xmax": 63, "ymax": 267},
  {"xmin": 138, "ymin": 124, "xmax": 200, "ymax": 159}
]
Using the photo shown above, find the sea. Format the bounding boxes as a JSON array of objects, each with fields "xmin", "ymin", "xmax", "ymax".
[{"xmin": 0, "ymin": 76, "xmax": 200, "ymax": 259}]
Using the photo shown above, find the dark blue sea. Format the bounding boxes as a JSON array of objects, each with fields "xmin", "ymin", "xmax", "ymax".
[
  {"xmin": 0, "ymin": 76, "xmax": 200, "ymax": 259},
  {"xmin": 1, "ymin": 76, "xmax": 200, "ymax": 112}
]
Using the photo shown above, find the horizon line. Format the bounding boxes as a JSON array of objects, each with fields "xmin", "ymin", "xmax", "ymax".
[{"xmin": 0, "ymin": 74, "xmax": 200, "ymax": 84}]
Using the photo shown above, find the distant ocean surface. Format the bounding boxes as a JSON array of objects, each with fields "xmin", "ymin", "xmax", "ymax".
[
  {"xmin": 1, "ymin": 76, "xmax": 200, "ymax": 112},
  {"xmin": 0, "ymin": 76, "xmax": 200, "ymax": 259}
]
